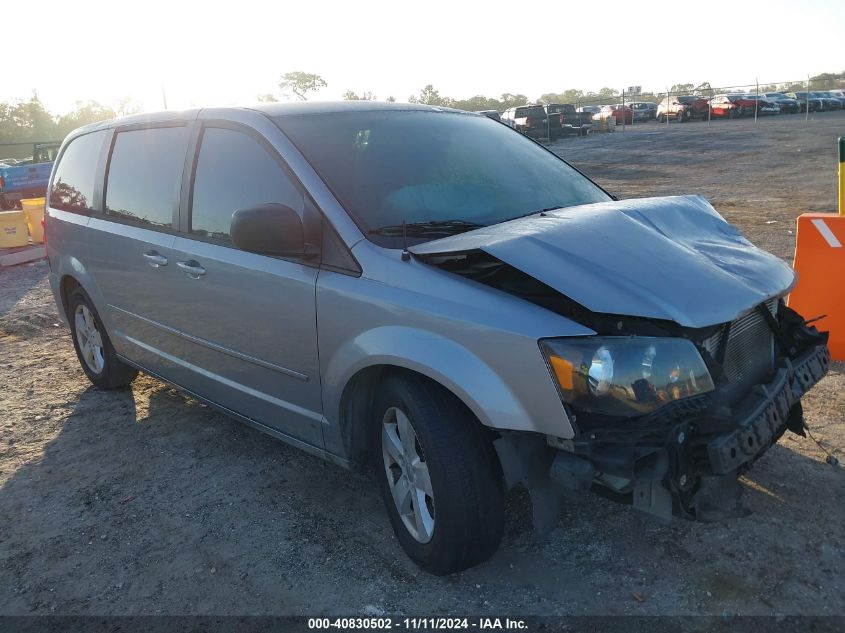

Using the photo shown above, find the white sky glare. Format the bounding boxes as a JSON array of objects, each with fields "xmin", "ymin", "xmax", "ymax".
[{"xmin": 4, "ymin": 0, "xmax": 843, "ymax": 113}]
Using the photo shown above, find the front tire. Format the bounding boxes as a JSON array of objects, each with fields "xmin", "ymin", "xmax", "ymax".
[
  {"xmin": 68, "ymin": 288, "xmax": 138, "ymax": 389},
  {"xmin": 373, "ymin": 374, "xmax": 504, "ymax": 575}
]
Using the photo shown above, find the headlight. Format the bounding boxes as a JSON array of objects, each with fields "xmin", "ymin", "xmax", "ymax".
[{"xmin": 540, "ymin": 337, "xmax": 714, "ymax": 418}]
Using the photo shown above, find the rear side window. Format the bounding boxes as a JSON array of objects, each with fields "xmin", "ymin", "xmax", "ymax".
[
  {"xmin": 104, "ymin": 126, "xmax": 189, "ymax": 229},
  {"xmin": 49, "ymin": 130, "xmax": 107, "ymax": 213},
  {"xmin": 189, "ymin": 127, "xmax": 303, "ymax": 243}
]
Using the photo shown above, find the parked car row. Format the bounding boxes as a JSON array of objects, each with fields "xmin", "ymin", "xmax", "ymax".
[
  {"xmin": 483, "ymin": 89, "xmax": 844, "ymax": 137},
  {"xmin": 786, "ymin": 90, "xmax": 845, "ymax": 112}
]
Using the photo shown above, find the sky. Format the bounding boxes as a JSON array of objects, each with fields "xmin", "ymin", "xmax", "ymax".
[{"xmin": 3, "ymin": 0, "xmax": 843, "ymax": 114}]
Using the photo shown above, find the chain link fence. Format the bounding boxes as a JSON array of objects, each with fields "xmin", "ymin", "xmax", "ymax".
[{"xmin": 557, "ymin": 76, "xmax": 845, "ymax": 133}]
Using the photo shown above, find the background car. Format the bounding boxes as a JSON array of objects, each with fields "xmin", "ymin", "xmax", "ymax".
[
  {"xmin": 543, "ymin": 104, "xmax": 591, "ymax": 136},
  {"xmin": 821, "ymin": 91, "xmax": 845, "ymax": 108},
  {"xmin": 764, "ymin": 93, "xmax": 801, "ymax": 114},
  {"xmin": 811, "ymin": 91, "xmax": 841, "ymax": 110},
  {"xmin": 676, "ymin": 95, "xmax": 710, "ymax": 119},
  {"xmin": 742, "ymin": 94, "xmax": 781, "ymax": 115},
  {"xmin": 576, "ymin": 105, "xmax": 601, "ymax": 116},
  {"xmin": 708, "ymin": 94, "xmax": 741, "ymax": 118},
  {"xmin": 597, "ymin": 104, "xmax": 633, "ymax": 125},
  {"xmin": 788, "ymin": 92, "xmax": 824, "ymax": 112},
  {"xmin": 719, "ymin": 94, "xmax": 762, "ymax": 116},
  {"xmin": 657, "ymin": 95, "xmax": 710, "ymax": 121},
  {"xmin": 628, "ymin": 101, "xmax": 657, "ymax": 122},
  {"xmin": 500, "ymin": 105, "xmax": 562, "ymax": 139}
]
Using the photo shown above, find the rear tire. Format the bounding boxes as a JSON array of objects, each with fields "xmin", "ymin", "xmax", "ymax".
[
  {"xmin": 68, "ymin": 288, "xmax": 138, "ymax": 389},
  {"xmin": 372, "ymin": 373, "xmax": 505, "ymax": 575}
]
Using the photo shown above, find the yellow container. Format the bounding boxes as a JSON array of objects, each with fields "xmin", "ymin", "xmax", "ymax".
[
  {"xmin": 21, "ymin": 197, "xmax": 46, "ymax": 243},
  {"xmin": 0, "ymin": 210, "xmax": 30, "ymax": 248}
]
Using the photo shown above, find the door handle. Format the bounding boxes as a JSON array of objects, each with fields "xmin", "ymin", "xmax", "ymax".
[
  {"xmin": 142, "ymin": 251, "xmax": 168, "ymax": 268},
  {"xmin": 177, "ymin": 260, "xmax": 207, "ymax": 278}
]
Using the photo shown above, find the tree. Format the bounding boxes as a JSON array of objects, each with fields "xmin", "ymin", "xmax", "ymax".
[
  {"xmin": 498, "ymin": 93, "xmax": 529, "ymax": 110},
  {"xmin": 278, "ymin": 72, "xmax": 327, "ymax": 101},
  {"xmin": 538, "ymin": 89, "xmax": 584, "ymax": 105},
  {"xmin": 409, "ymin": 84, "xmax": 451, "ymax": 106},
  {"xmin": 57, "ymin": 101, "xmax": 116, "ymax": 137},
  {"xmin": 386, "ymin": 96, "xmax": 396, "ymax": 102},
  {"xmin": 115, "ymin": 96, "xmax": 142, "ymax": 117},
  {"xmin": 343, "ymin": 90, "xmax": 377, "ymax": 101},
  {"xmin": 0, "ymin": 93, "xmax": 59, "ymax": 155},
  {"xmin": 256, "ymin": 93, "xmax": 278, "ymax": 103},
  {"xmin": 450, "ymin": 95, "xmax": 500, "ymax": 111}
]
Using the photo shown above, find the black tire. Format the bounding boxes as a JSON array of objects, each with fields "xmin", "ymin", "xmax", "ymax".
[
  {"xmin": 68, "ymin": 288, "xmax": 137, "ymax": 389},
  {"xmin": 372, "ymin": 373, "xmax": 504, "ymax": 575},
  {"xmin": 728, "ymin": 108, "xmax": 737, "ymax": 119}
]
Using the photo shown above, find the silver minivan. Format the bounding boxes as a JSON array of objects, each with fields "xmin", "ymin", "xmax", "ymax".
[{"xmin": 45, "ymin": 102, "xmax": 830, "ymax": 574}]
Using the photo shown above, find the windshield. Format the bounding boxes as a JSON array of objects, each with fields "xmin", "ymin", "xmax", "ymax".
[{"xmin": 274, "ymin": 110, "xmax": 610, "ymax": 246}]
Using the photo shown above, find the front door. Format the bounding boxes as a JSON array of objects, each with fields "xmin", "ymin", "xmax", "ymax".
[{"xmin": 164, "ymin": 124, "xmax": 324, "ymax": 447}]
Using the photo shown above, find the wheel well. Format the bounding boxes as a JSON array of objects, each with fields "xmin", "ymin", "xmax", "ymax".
[
  {"xmin": 339, "ymin": 365, "xmax": 494, "ymax": 469},
  {"xmin": 59, "ymin": 275, "xmax": 81, "ymax": 319}
]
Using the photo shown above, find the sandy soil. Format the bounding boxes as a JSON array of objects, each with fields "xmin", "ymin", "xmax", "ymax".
[{"xmin": 1, "ymin": 111, "xmax": 843, "ymax": 617}]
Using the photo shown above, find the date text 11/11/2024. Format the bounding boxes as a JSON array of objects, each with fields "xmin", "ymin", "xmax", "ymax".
[{"xmin": 307, "ymin": 617, "xmax": 529, "ymax": 630}]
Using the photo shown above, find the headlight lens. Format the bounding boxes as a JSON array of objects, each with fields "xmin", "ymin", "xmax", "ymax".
[{"xmin": 540, "ymin": 337, "xmax": 714, "ymax": 418}]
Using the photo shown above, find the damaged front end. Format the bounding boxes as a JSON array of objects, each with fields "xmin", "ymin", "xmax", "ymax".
[
  {"xmin": 495, "ymin": 299, "xmax": 830, "ymax": 529},
  {"xmin": 409, "ymin": 195, "xmax": 831, "ymax": 528}
]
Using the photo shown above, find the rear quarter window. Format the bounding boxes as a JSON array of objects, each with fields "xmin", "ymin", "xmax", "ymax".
[
  {"xmin": 104, "ymin": 126, "xmax": 189, "ymax": 229},
  {"xmin": 49, "ymin": 130, "xmax": 108, "ymax": 213}
]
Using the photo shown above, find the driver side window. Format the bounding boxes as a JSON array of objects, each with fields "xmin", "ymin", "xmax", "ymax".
[{"xmin": 190, "ymin": 127, "xmax": 304, "ymax": 244}]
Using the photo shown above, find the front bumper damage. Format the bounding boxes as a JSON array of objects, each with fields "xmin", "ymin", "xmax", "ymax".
[{"xmin": 494, "ymin": 341, "xmax": 830, "ymax": 531}]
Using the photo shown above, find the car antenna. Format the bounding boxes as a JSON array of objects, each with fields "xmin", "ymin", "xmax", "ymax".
[{"xmin": 401, "ymin": 220, "xmax": 411, "ymax": 261}]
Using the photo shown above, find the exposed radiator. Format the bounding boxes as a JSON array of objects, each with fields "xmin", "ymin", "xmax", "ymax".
[{"xmin": 703, "ymin": 299, "xmax": 777, "ymax": 387}]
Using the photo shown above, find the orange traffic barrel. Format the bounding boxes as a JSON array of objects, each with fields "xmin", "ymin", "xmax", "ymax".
[{"xmin": 787, "ymin": 137, "xmax": 845, "ymax": 360}]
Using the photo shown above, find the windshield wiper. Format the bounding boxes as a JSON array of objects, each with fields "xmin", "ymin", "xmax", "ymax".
[{"xmin": 369, "ymin": 219, "xmax": 487, "ymax": 237}]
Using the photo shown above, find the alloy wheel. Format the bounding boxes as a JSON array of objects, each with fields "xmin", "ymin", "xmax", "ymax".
[
  {"xmin": 74, "ymin": 304, "xmax": 105, "ymax": 374},
  {"xmin": 381, "ymin": 406, "xmax": 435, "ymax": 543}
]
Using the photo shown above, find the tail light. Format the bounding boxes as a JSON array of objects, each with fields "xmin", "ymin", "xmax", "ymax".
[
  {"xmin": 559, "ymin": 113, "xmax": 566, "ymax": 124},
  {"xmin": 525, "ymin": 117, "xmax": 536, "ymax": 126},
  {"xmin": 41, "ymin": 217, "xmax": 47, "ymax": 246},
  {"xmin": 0, "ymin": 175, "xmax": 5, "ymax": 189}
]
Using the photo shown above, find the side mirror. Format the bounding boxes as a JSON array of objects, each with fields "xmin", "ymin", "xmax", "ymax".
[{"xmin": 230, "ymin": 203, "xmax": 308, "ymax": 258}]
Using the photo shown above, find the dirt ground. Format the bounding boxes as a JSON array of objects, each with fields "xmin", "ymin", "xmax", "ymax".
[{"xmin": 1, "ymin": 112, "xmax": 844, "ymax": 617}]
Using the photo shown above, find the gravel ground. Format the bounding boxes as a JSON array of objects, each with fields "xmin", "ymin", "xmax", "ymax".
[{"xmin": 1, "ymin": 111, "xmax": 844, "ymax": 617}]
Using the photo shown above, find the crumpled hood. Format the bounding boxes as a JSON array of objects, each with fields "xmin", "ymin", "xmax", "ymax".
[{"xmin": 409, "ymin": 195, "xmax": 795, "ymax": 329}]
